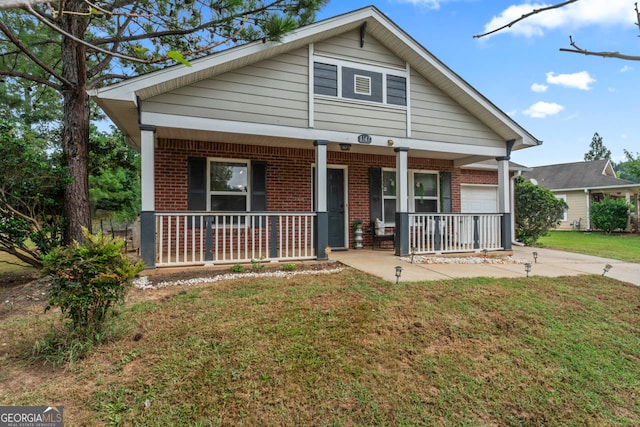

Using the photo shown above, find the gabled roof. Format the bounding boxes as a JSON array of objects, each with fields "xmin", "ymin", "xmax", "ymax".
[
  {"xmin": 91, "ymin": 5, "xmax": 540, "ymax": 150},
  {"xmin": 522, "ymin": 159, "xmax": 637, "ymax": 191}
]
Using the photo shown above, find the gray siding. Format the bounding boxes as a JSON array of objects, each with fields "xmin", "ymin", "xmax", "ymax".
[
  {"xmin": 314, "ymin": 98, "xmax": 406, "ymax": 137},
  {"xmin": 142, "ymin": 48, "xmax": 309, "ymax": 128},
  {"xmin": 314, "ymin": 30, "xmax": 405, "ymax": 69},
  {"xmin": 410, "ymin": 69, "xmax": 503, "ymax": 147}
]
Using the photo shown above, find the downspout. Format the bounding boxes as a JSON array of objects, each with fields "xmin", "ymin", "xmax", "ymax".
[{"xmin": 511, "ymin": 170, "xmax": 525, "ymax": 246}]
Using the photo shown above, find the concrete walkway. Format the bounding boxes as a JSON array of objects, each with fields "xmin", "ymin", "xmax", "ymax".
[{"xmin": 332, "ymin": 246, "xmax": 640, "ymax": 286}]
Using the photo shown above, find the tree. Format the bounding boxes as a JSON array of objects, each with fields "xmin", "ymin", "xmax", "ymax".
[
  {"xmin": 0, "ymin": 0, "xmax": 328, "ymax": 245},
  {"xmin": 584, "ymin": 132, "xmax": 611, "ymax": 161},
  {"xmin": 590, "ymin": 197, "xmax": 629, "ymax": 233},
  {"xmin": 515, "ymin": 177, "xmax": 568, "ymax": 245},
  {"xmin": 475, "ymin": 0, "xmax": 640, "ymax": 61},
  {"xmin": 615, "ymin": 149, "xmax": 640, "ymax": 183},
  {"xmin": 88, "ymin": 125, "xmax": 140, "ymax": 221},
  {"xmin": 0, "ymin": 119, "xmax": 67, "ymax": 268}
]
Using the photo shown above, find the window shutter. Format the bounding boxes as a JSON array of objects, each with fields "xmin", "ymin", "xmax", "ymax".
[
  {"xmin": 313, "ymin": 62, "xmax": 337, "ymax": 96},
  {"xmin": 369, "ymin": 167, "xmax": 383, "ymax": 222},
  {"xmin": 440, "ymin": 171, "xmax": 452, "ymax": 213},
  {"xmin": 188, "ymin": 157, "xmax": 207, "ymax": 211},
  {"xmin": 387, "ymin": 75, "xmax": 407, "ymax": 106},
  {"xmin": 251, "ymin": 161, "xmax": 267, "ymax": 211}
]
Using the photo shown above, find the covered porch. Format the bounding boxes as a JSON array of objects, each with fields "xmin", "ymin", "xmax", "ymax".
[{"xmin": 138, "ymin": 130, "xmax": 516, "ymax": 268}]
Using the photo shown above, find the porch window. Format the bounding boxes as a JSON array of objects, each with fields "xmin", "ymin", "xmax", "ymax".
[
  {"xmin": 413, "ymin": 172, "xmax": 438, "ymax": 213},
  {"xmin": 556, "ymin": 194, "xmax": 567, "ymax": 222},
  {"xmin": 382, "ymin": 170, "xmax": 396, "ymax": 225},
  {"xmin": 209, "ymin": 160, "xmax": 249, "ymax": 211},
  {"xmin": 380, "ymin": 170, "xmax": 439, "ymax": 224}
]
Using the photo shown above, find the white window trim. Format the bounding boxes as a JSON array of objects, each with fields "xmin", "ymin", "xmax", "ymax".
[
  {"xmin": 381, "ymin": 169, "xmax": 440, "ymax": 225},
  {"xmin": 556, "ymin": 194, "xmax": 568, "ymax": 222},
  {"xmin": 410, "ymin": 170, "xmax": 440, "ymax": 213},
  {"xmin": 207, "ymin": 157, "xmax": 251, "ymax": 212},
  {"xmin": 312, "ymin": 55, "xmax": 408, "ymax": 108},
  {"xmin": 382, "ymin": 168, "xmax": 397, "ymax": 225}
]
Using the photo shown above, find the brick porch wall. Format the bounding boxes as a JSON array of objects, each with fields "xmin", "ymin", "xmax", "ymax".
[{"xmin": 155, "ymin": 139, "xmax": 499, "ymax": 245}]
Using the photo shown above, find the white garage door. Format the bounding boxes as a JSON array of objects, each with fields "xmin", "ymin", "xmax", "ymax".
[{"xmin": 461, "ymin": 185, "xmax": 498, "ymax": 213}]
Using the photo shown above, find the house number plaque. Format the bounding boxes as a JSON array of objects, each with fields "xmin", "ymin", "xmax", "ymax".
[{"xmin": 357, "ymin": 134, "xmax": 372, "ymax": 144}]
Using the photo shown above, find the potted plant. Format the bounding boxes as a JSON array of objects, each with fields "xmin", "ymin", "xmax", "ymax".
[{"xmin": 352, "ymin": 219, "xmax": 363, "ymax": 249}]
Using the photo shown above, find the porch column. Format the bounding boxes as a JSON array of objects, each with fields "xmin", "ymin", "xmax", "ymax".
[
  {"xmin": 314, "ymin": 140, "xmax": 329, "ymax": 260},
  {"xmin": 140, "ymin": 125, "xmax": 156, "ymax": 268},
  {"xmin": 394, "ymin": 147, "xmax": 410, "ymax": 256},
  {"xmin": 496, "ymin": 155, "xmax": 512, "ymax": 250}
]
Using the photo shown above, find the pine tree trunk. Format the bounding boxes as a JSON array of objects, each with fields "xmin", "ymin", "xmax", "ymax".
[{"xmin": 60, "ymin": 0, "xmax": 91, "ymax": 244}]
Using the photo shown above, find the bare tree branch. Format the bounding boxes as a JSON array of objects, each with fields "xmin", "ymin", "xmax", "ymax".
[
  {"xmin": 474, "ymin": 0, "xmax": 579, "ymax": 39},
  {"xmin": 560, "ymin": 35, "xmax": 640, "ymax": 60}
]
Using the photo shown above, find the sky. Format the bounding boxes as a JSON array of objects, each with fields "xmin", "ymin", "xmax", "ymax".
[{"xmin": 316, "ymin": 0, "xmax": 640, "ymax": 167}]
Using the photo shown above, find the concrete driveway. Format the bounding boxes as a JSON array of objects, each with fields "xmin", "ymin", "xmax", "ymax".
[{"xmin": 332, "ymin": 246, "xmax": 640, "ymax": 286}]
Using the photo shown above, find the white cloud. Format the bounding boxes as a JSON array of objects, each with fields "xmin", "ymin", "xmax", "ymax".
[
  {"xmin": 480, "ymin": 0, "xmax": 636, "ymax": 38},
  {"xmin": 546, "ymin": 71, "xmax": 595, "ymax": 90},
  {"xmin": 523, "ymin": 101, "xmax": 564, "ymax": 118},
  {"xmin": 620, "ymin": 65, "xmax": 633, "ymax": 72},
  {"xmin": 506, "ymin": 109, "xmax": 518, "ymax": 117},
  {"xmin": 531, "ymin": 83, "xmax": 548, "ymax": 92},
  {"xmin": 396, "ymin": 0, "xmax": 445, "ymax": 10}
]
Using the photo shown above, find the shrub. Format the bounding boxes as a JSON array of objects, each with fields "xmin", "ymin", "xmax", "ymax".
[
  {"xmin": 230, "ymin": 264, "xmax": 245, "ymax": 273},
  {"xmin": 515, "ymin": 177, "xmax": 568, "ymax": 245},
  {"xmin": 251, "ymin": 258, "xmax": 265, "ymax": 271},
  {"xmin": 41, "ymin": 229, "xmax": 144, "ymax": 335},
  {"xmin": 590, "ymin": 197, "xmax": 629, "ymax": 233},
  {"xmin": 282, "ymin": 263, "xmax": 296, "ymax": 272}
]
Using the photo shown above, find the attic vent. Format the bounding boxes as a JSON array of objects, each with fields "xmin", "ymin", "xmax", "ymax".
[{"xmin": 354, "ymin": 75, "xmax": 371, "ymax": 95}]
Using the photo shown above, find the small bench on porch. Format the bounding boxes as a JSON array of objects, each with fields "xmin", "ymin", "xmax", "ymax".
[{"xmin": 371, "ymin": 219, "xmax": 394, "ymax": 249}]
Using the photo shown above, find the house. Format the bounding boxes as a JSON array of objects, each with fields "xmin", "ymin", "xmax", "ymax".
[
  {"xmin": 90, "ymin": 6, "xmax": 540, "ymax": 268},
  {"xmin": 521, "ymin": 159, "xmax": 640, "ymax": 231}
]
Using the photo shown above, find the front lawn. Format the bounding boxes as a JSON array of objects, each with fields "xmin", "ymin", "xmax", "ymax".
[
  {"xmin": 1, "ymin": 269, "xmax": 639, "ymax": 425},
  {"xmin": 537, "ymin": 230, "xmax": 640, "ymax": 263}
]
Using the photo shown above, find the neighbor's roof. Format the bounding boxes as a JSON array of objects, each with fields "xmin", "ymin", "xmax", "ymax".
[
  {"xmin": 90, "ymin": 5, "xmax": 540, "ymax": 150},
  {"xmin": 522, "ymin": 159, "xmax": 638, "ymax": 191}
]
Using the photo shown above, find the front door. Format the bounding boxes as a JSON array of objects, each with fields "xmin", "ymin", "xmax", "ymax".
[{"xmin": 327, "ymin": 168, "xmax": 346, "ymax": 248}]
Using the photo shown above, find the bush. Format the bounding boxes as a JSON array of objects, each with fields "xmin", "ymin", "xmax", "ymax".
[
  {"xmin": 515, "ymin": 177, "xmax": 567, "ymax": 245},
  {"xmin": 282, "ymin": 263, "xmax": 296, "ymax": 271},
  {"xmin": 230, "ymin": 264, "xmax": 245, "ymax": 273},
  {"xmin": 590, "ymin": 197, "xmax": 629, "ymax": 233},
  {"xmin": 41, "ymin": 229, "xmax": 144, "ymax": 335}
]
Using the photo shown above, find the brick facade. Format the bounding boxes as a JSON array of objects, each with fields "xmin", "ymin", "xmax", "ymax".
[{"xmin": 155, "ymin": 138, "xmax": 499, "ymax": 246}]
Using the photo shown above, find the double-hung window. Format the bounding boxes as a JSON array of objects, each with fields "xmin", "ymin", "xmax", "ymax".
[
  {"xmin": 208, "ymin": 159, "xmax": 249, "ymax": 211},
  {"xmin": 382, "ymin": 169, "xmax": 397, "ymax": 225},
  {"xmin": 413, "ymin": 172, "xmax": 438, "ymax": 213},
  {"xmin": 380, "ymin": 170, "xmax": 439, "ymax": 224}
]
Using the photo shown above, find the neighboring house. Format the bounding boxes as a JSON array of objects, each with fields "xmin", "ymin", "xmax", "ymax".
[
  {"xmin": 91, "ymin": 6, "xmax": 540, "ymax": 268},
  {"xmin": 521, "ymin": 159, "xmax": 640, "ymax": 231}
]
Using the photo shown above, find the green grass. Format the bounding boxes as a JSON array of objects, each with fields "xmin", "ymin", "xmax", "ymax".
[
  {"xmin": 0, "ymin": 250, "xmax": 35, "ymax": 275},
  {"xmin": 1, "ymin": 270, "xmax": 640, "ymax": 426},
  {"xmin": 537, "ymin": 231, "xmax": 640, "ymax": 263}
]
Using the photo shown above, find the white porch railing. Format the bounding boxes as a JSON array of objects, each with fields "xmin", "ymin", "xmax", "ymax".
[
  {"xmin": 155, "ymin": 212, "xmax": 316, "ymax": 267},
  {"xmin": 408, "ymin": 213, "xmax": 503, "ymax": 254}
]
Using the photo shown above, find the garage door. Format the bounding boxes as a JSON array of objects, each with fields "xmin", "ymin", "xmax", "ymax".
[{"xmin": 461, "ymin": 185, "xmax": 498, "ymax": 213}]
